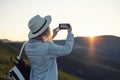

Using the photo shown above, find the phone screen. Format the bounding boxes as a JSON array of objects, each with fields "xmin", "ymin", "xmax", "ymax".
[{"xmin": 59, "ymin": 24, "xmax": 70, "ymax": 29}]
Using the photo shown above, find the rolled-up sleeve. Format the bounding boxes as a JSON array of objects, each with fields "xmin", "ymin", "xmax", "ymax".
[{"xmin": 49, "ymin": 32, "xmax": 74, "ymax": 57}]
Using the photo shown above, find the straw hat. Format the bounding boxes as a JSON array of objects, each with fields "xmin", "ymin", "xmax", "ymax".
[{"xmin": 28, "ymin": 15, "xmax": 51, "ymax": 38}]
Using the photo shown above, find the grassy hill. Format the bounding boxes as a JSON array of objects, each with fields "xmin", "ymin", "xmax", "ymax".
[
  {"xmin": 0, "ymin": 41, "xmax": 18, "ymax": 79},
  {"xmin": 0, "ymin": 41, "xmax": 81, "ymax": 80}
]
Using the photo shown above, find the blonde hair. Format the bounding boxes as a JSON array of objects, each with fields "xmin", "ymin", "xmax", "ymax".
[{"xmin": 36, "ymin": 27, "xmax": 52, "ymax": 41}]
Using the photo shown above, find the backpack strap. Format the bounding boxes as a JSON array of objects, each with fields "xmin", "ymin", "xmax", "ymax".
[{"xmin": 17, "ymin": 42, "xmax": 27, "ymax": 60}]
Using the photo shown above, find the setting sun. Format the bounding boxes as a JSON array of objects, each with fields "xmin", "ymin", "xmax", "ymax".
[{"xmin": 89, "ymin": 35, "xmax": 95, "ymax": 39}]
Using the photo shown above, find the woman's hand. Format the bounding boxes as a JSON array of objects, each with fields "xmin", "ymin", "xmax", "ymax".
[
  {"xmin": 52, "ymin": 24, "xmax": 72, "ymax": 39},
  {"xmin": 67, "ymin": 24, "xmax": 72, "ymax": 33},
  {"xmin": 52, "ymin": 27, "xmax": 60, "ymax": 39}
]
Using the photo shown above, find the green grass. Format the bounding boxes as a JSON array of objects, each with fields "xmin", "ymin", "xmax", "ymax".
[{"xmin": 0, "ymin": 64, "xmax": 10, "ymax": 80}]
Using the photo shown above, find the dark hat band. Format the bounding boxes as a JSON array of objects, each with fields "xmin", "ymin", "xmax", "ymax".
[{"xmin": 32, "ymin": 19, "xmax": 47, "ymax": 34}]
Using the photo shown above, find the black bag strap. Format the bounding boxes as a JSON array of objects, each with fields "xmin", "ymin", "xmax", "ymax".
[{"xmin": 17, "ymin": 42, "xmax": 27, "ymax": 60}]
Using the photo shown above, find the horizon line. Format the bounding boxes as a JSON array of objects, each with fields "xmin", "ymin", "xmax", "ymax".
[{"xmin": 0, "ymin": 34, "xmax": 120, "ymax": 42}]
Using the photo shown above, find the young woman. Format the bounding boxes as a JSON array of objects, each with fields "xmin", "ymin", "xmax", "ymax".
[{"xmin": 25, "ymin": 15, "xmax": 74, "ymax": 80}]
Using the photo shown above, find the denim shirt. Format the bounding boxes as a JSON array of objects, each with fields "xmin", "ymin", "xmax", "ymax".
[{"xmin": 25, "ymin": 32, "xmax": 74, "ymax": 80}]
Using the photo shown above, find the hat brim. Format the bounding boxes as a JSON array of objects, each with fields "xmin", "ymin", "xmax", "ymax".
[{"xmin": 28, "ymin": 15, "xmax": 51, "ymax": 39}]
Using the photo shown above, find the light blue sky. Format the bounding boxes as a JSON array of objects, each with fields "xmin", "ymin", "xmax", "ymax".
[{"xmin": 0, "ymin": 0, "xmax": 120, "ymax": 41}]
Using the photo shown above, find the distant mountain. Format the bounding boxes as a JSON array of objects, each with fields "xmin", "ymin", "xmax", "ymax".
[
  {"xmin": 94, "ymin": 35, "xmax": 120, "ymax": 59},
  {"xmin": 0, "ymin": 39, "xmax": 12, "ymax": 43},
  {"xmin": 55, "ymin": 35, "xmax": 120, "ymax": 60}
]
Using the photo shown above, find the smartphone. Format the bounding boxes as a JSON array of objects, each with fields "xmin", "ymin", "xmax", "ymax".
[{"xmin": 59, "ymin": 23, "xmax": 70, "ymax": 29}]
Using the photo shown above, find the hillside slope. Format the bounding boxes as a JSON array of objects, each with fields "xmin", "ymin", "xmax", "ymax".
[
  {"xmin": 55, "ymin": 35, "xmax": 120, "ymax": 80},
  {"xmin": 0, "ymin": 41, "xmax": 18, "ymax": 79}
]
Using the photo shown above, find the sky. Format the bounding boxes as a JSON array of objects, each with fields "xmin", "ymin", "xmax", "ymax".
[{"xmin": 0, "ymin": 0, "xmax": 120, "ymax": 41}]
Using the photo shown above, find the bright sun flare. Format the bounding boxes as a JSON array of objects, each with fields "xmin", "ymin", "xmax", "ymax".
[{"xmin": 89, "ymin": 35, "xmax": 95, "ymax": 39}]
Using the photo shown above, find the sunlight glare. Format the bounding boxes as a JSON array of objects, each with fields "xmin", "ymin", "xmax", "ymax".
[{"xmin": 89, "ymin": 35, "xmax": 95, "ymax": 39}]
